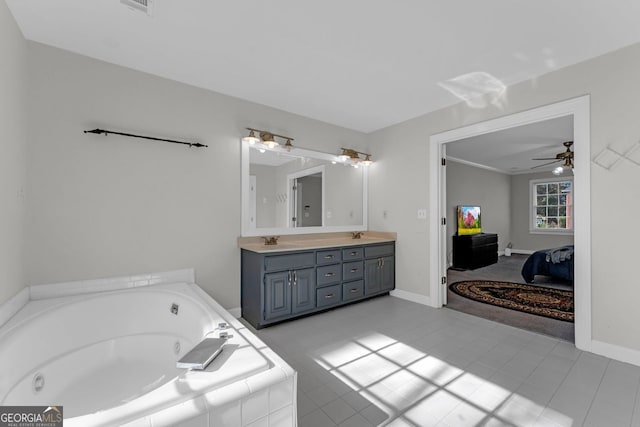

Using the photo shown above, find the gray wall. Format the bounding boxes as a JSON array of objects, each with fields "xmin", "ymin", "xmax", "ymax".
[
  {"xmin": 446, "ymin": 162, "xmax": 574, "ymax": 257},
  {"xmin": 446, "ymin": 161, "xmax": 511, "ymax": 262},
  {"xmin": 510, "ymin": 171, "xmax": 574, "ymax": 250},
  {"xmin": 0, "ymin": 2, "xmax": 27, "ymax": 305},
  {"xmin": 24, "ymin": 42, "xmax": 366, "ymax": 309},
  {"xmin": 369, "ymin": 42, "xmax": 640, "ymax": 351}
]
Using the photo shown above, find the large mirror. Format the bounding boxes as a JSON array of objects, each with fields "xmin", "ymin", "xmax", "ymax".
[{"xmin": 241, "ymin": 141, "xmax": 368, "ymax": 236}]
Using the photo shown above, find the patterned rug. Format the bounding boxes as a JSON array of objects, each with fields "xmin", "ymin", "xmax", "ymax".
[{"xmin": 449, "ymin": 280, "xmax": 574, "ymax": 322}]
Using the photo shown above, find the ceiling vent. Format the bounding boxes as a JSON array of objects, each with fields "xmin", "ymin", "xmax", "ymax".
[{"xmin": 120, "ymin": 0, "xmax": 153, "ymax": 16}]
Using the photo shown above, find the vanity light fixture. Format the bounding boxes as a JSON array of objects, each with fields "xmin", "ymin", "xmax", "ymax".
[
  {"xmin": 243, "ymin": 128, "xmax": 294, "ymax": 151},
  {"xmin": 242, "ymin": 129, "xmax": 260, "ymax": 145},
  {"xmin": 262, "ymin": 133, "xmax": 278, "ymax": 148},
  {"xmin": 283, "ymin": 139, "xmax": 294, "ymax": 152},
  {"xmin": 338, "ymin": 148, "xmax": 373, "ymax": 166}
]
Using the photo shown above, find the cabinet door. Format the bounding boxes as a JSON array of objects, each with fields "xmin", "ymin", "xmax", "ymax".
[
  {"xmin": 264, "ymin": 271, "xmax": 291, "ymax": 321},
  {"xmin": 380, "ymin": 256, "xmax": 395, "ymax": 291},
  {"xmin": 364, "ymin": 258, "xmax": 381, "ymax": 295},
  {"xmin": 292, "ymin": 268, "xmax": 316, "ymax": 314}
]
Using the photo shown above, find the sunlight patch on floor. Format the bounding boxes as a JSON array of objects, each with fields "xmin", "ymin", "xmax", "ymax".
[{"xmin": 312, "ymin": 332, "xmax": 573, "ymax": 426}]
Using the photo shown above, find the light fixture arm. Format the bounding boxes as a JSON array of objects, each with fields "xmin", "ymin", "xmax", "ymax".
[
  {"xmin": 246, "ymin": 127, "xmax": 294, "ymax": 144},
  {"xmin": 340, "ymin": 147, "xmax": 371, "ymax": 158}
]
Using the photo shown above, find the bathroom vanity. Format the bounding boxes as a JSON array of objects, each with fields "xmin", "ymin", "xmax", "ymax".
[
  {"xmin": 238, "ymin": 138, "xmax": 394, "ymax": 328},
  {"xmin": 240, "ymin": 233, "xmax": 395, "ymax": 329}
]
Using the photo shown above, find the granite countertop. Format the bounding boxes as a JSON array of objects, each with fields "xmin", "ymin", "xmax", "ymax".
[{"xmin": 238, "ymin": 231, "xmax": 396, "ymax": 253}]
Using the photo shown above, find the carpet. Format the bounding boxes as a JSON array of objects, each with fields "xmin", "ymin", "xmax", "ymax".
[{"xmin": 449, "ymin": 280, "xmax": 574, "ymax": 322}]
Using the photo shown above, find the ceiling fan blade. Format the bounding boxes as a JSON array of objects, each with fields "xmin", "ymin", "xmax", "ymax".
[
  {"xmin": 532, "ymin": 157, "xmax": 559, "ymax": 160},
  {"xmin": 531, "ymin": 159, "xmax": 561, "ymax": 169}
]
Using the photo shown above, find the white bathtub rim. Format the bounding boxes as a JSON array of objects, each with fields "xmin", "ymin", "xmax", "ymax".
[
  {"xmin": 0, "ymin": 287, "xmax": 29, "ymax": 329},
  {"xmin": 0, "ymin": 269, "xmax": 196, "ymax": 330},
  {"xmin": 0, "ymin": 283, "xmax": 210, "ymax": 342}
]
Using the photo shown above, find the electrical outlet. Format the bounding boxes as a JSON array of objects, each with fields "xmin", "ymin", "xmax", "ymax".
[
  {"xmin": 383, "ymin": 210, "xmax": 388, "ymax": 219},
  {"xmin": 417, "ymin": 209, "xmax": 427, "ymax": 219}
]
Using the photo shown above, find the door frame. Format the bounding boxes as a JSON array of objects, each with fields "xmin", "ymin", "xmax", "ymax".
[{"xmin": 429, "ymin": 96, "xmax": 592, "ymax": 351}]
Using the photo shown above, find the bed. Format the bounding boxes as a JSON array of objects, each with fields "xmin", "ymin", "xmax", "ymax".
[{"xmin": 521, "ymin": 245, "xmax": 574, "ymax": 283}]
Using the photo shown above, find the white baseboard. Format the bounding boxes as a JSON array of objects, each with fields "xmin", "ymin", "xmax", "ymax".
[
  {"xmin": 227, "ymin": 307, "xmax": 242, "ymax": 318},
  {"xmin": 511, "ymin": 249, "xmax": 535, "ymax": 255},
  {"xmin": 390, "ymin": 289, "xmax": 433, "ymax": 307},
  {"xmin": 591, "ymin": 340, "xmax": 640, "ymax": 368}
]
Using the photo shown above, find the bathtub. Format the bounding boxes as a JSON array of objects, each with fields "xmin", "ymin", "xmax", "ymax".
[{"xmin": 0, "ymin": 270, "xmax": 297, "ymax": 426}]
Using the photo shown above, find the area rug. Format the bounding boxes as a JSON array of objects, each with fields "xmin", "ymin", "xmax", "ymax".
[{"xmin": 449, "ymin": 280, "xmax": 574, "ymax": 322}]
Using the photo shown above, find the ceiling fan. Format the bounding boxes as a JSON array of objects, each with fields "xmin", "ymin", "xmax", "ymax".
[{"xmin": 532, "ymin": 141, "xmax": 574, "ymax": 170}]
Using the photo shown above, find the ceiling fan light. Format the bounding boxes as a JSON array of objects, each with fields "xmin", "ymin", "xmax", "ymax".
[{"xmin": 552, "ymin": 166, "xmax": 564, "ymax": 175}]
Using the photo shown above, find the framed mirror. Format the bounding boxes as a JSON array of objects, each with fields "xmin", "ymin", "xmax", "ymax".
[{"xmin": 241, "ymin": 140, "xmax": 368, "ymax": 236}]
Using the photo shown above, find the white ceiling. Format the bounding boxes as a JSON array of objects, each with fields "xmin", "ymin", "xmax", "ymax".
[
  {"xmin": 6, "ymin": 1, "xmax": 640, "ymax": 133},
  {"xmin": 446, "ymin": 116, "xmax": 574, "ymax": 174}
]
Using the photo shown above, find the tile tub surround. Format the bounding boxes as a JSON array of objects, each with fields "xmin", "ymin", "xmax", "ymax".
[
  {"xmin": 0, "ymin": 270, "xmax": 298, "ymax": 427},
  {"xmin": 238, "ymin": 231, "xmax": 396, "ymax": 253}
]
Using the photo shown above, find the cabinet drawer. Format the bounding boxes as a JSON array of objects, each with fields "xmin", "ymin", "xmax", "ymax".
[
  {"xmin": 364, "ymin": 244, "xmax": 394, "ymax": 258},
  {"xmin": 317, "ymin": 264, "xmax": 342, "ymax": 286},
  {"xmin": 343, "ymin": 261, "xmax": 364, "ymax": 281},
  {"xmin": 265, "ymin": 252, "xmax": 315, "ymax": 272},
  {"xmin": 342, "ymin": 280, "xmax": 364, "ymax": 301},
  {"xmin": 317, "ymin": 284, "xmax": 341, "ymax": 308},
  {"xmin": 342, "ymin": 247, "xmax": 363, "ymax": 261},
  {"xmin": 316, "ymin": 249, "xmax": 341, "ymax": 265}
]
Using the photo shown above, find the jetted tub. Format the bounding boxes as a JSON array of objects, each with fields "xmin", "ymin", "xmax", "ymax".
[{"xmin": 0, "ymin": 270, "xmax": 297, "ymax": 426}]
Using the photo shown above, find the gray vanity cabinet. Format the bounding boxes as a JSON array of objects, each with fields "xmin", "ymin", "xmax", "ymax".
[
  {"xmin": 364, "ymin": 256, "xmax": 395, "ymax": 294},
  {"xmin": 264, "ymin": 268, "xmax": 315, "ymax": 321},
  {"xmin": 364, "ymin": 244, "xmax": 395, "ymax": 296},
  {"xmin": 241, "ymin": 241, "xmax": 395, "ymax": 329}
]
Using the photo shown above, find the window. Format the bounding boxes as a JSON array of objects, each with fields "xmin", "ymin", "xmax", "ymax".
[{"xmin": 530, "ymin": 177, "xmax": 573, "ymax": 234}]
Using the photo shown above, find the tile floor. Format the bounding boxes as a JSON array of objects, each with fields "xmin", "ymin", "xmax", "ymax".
[{"xmin": 249, "ymin": 296, "xmax": 640, "ymax": 427}]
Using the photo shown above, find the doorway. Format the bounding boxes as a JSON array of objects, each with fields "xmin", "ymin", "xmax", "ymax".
[
  {"xmin": 288, "ymin": 165, "xmax": 325, "ymax": 228},
  {"xmin": 429, "ymin": 96, "xmax": 592, "ymax": 351}
]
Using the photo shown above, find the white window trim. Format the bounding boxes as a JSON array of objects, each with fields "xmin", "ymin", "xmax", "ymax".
[{"xmin": 529, "ymin": 176, "xmax": 574, "ymax": 235}]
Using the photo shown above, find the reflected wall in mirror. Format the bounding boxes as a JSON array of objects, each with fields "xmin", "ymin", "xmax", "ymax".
[{"xmin": 241, "ymin": 141, "xmax": 367, "ymax": 236}]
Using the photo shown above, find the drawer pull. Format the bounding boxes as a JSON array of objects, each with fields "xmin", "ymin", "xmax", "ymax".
[
  {"xmin": 350, "ymin": 288, "xmax": 359, "ymax": 293},
  {"xmin": 324, "ymin": 255, "xmax": 334, "ymax": 259},
  {"xmin": 324, "ymin": 294, "xmax": 335, "ymax": 299},
  {"xmin": 350, "ymin": 251, "xmax": 357, "ymax": 256},
  {"xmin": 324, "ymin": 272, "xmax": 335, "ymax": 277},
  {"xmin": 350, "ymin": 268, "xmax": 359, "ymax": 273}
]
